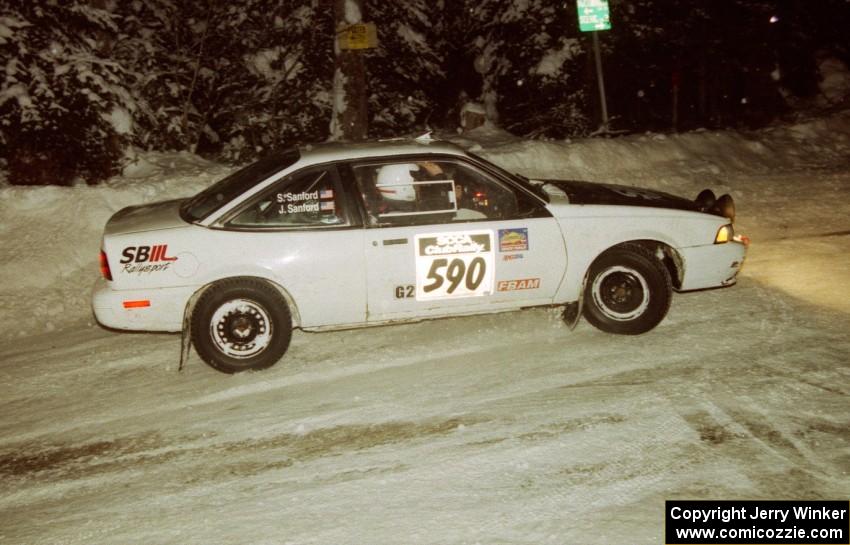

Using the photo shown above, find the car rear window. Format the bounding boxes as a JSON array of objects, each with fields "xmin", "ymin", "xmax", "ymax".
[
  {"xmin": 180, "ymin": 149, "xmax": 300, "ymax": 222},
  {"xmin": 226, "ymin": 167, "xmax": 348, "ymax": 229}
]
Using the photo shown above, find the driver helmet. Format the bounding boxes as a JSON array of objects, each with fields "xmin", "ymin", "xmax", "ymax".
[{"xmin": 376, "ymin": 163, "xmax": 419, "ymax": 202}]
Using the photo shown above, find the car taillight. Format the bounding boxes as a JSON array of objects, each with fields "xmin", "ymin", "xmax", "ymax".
[{"xmin": 99, "ymin": 250, "xmax": 113, "ymax": 281}]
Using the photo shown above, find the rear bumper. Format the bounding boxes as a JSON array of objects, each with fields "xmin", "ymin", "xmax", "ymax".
[
  {"xmin": 678, "ymin": 241, "xmax": 747, "ymax": 291},
  {"xmin": 91, "ymin": 277, "xmax": 192, "ymax": 332}
]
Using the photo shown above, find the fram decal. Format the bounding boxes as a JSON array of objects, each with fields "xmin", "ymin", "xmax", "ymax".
[
  {"xmin": 502, "ymin": 253, "xmax": 524, "ymax": 262},
  {"xmin": 120, "ymin": 244, "xmax": 178, "ymax": 274},
  {"xmin": 497, "ymin": 278, "xmax": 540, "ymax": 292},
  {"xmin": 498, "ymin": 228, "xmax": 529, "ymax": 252}
]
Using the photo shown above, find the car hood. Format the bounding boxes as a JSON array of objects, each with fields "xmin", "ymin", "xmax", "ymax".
[
  {"xmin": 105, "ymin": 198, "xmax": 188, "ymax": 236},
  {"xmin": 538, "ymin": 179, "xmax": 700, "ymax": 213}
]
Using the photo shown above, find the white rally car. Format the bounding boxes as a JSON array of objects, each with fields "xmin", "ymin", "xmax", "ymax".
[{"xmin": 93, "ymin": 138, "xmax": 747, "ymax": 373}]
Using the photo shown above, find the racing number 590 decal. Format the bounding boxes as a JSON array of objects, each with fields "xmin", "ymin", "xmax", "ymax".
[{"xmin": 414, "ymin": 230, "xmax": 495, "ymax": 301}]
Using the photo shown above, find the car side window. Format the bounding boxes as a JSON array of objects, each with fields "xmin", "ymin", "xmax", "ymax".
[
  {"xmin": 352, "ymin": 160, "xmax": 520, "ymax": 227},
  {"xmin": 226, "ymin": 167, "xmax": 347, "ymax": 228}
]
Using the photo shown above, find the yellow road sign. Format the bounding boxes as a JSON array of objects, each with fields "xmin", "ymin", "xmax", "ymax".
[{"xmin": 338, "ymin": 23, "xmax": 378, "ymax": 50}]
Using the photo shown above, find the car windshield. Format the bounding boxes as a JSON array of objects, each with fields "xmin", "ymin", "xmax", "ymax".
[
  {"xmin": 466, "ymin": 151, "xmax": 549, "ymax": 202},
  {"xmin": 180, "ymin": 149, "xmax": 300, "ymax": 222}
]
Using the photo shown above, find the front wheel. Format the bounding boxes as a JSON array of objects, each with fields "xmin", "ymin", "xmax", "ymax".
[
  {"xmin": 582, "ymin": 244, "xmax": 672, "ymax": 335},
  {"xmin": 191, "ymin": 278, "xmax": 292, "ymax": 373}
]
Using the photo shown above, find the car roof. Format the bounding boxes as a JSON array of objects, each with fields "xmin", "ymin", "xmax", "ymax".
[
  {"xmin": 295, "ymin": 138, "xmax": 469, "ymax": 167},
  {"xmin": 195, "ymin": 139, "xmax": 477, "ymax": 227}
]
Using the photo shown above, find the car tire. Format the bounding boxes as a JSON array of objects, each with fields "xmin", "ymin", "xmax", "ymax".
[
  {"xmin": 582, "ymin": 244, "xmax": 672, "ymax": 335},
  {"xmin": 191, "ymin": 278, "xmax": 292, "ymax": 373}
]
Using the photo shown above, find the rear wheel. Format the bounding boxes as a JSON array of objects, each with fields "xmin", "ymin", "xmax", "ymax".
[
  {"xmin": 192, "ymin": 278, "xmax": 292, "ymax": 373},
  {"xmin": 582, "ymin": 244, "xmax": 672, "ymax": 335}
]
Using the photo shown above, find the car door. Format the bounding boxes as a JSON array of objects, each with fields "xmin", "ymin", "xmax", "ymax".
[{"xmin": 346, "ymin": 156, "xmax": 567, "ymax": 322}]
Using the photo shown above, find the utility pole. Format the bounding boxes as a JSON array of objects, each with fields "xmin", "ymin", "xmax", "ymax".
[
  {"xmin": 671, "ymin": 68, "xmax": 680, "ymax": 132},
  {"xmin": 330, "ymin": 0, "xmax": 369, "ymax": 141},
  {"xmin": 576, "ymin": 0, "xmax": 611, "ymax": 132},
  {"xmin": 592, "ymin": 30, "xmax": 609, "ymax": 130}
]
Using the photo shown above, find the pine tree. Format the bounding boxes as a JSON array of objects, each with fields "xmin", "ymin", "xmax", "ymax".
[
  {"xmin": 364, "ymin": 0, "xmax": 447, "ymax": 136},
  {"xmin": 464, "ymin": 0, "xmax": 591, "ymax": 137},
  {"xmin": 0, "ymin": 1, "xmax": 133, "ymax": 184}
]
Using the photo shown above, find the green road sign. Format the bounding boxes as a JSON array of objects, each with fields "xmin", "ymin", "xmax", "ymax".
[{"xmin": 577, "ymin": 0, "xmax": 611, "ymax": 32}]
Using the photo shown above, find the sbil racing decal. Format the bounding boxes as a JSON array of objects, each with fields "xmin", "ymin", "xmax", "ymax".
[
  {"xmin": 120, "ymin": 244, "xmax": 178, "ymax": 274},
  {"xmin": 414, "ymin": 230, "xmax": 495, "ymax": 301},
  {"xmin": 497, "ymin": 278, "xmax": 540, "ymax": 292},
  {"xmin": 498, "ymin": 228, "xmax": 529, "ymax": 252}
]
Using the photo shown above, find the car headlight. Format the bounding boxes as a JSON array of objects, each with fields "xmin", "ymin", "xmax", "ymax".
[{"xmin": 714, "ymin": 224, "xmax": 734, "ymax": 244}]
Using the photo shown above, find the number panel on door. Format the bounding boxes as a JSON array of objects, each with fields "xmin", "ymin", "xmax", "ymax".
[{"xmin": 414, "ymin": 230, "xmax": 495, "ymax": 301}]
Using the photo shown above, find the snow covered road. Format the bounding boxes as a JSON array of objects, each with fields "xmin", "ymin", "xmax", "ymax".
[
  {"xmin": 1, "ymin": 127, "xmax": 849, "ymax": 544},
  {"xmin": 2, "ymin": 234, "xmax": 849, "ymax": 544}
]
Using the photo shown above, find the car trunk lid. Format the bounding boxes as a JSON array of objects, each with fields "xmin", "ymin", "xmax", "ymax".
[{"xmin": 104, "ymin": 199, "xmax": 188, "ymax": 236}]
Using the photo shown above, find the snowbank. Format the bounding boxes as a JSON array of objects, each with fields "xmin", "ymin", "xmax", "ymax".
[
  {"xmin": 0, "ymin": 153, "xmax": 227, "ymax": 340},
  {"xmin": 817, "ymin": 55, "xmax": 850, "ymax": 105},
  {"xmin": 0, "ymin": 113, "xmax": 848, "ymax": 342},
  {"xmin": 464, "ymin": 109, "xmax": 850, "ymax": 194}
]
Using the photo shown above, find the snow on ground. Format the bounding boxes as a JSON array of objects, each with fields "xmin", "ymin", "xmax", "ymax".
[
  {"xmin": 0, "ymin": 152, "xmax": 228, "ymax": 341},
  {"xmin": 1, "ymin": 113, "xmax": 849, "ymax": 545}
]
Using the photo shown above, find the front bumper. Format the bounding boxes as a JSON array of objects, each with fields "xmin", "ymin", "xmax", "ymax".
[
  {"xmin": 678, "ymin": 241, "xmax": 747, "ymax": 291},
  {"xmin": 91, "ymin": 277, "xmax": 193, "ymax": 332}
]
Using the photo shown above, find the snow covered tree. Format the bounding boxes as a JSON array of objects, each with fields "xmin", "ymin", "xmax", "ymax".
[
  {"xmin": 110, "ymin": 0, "xmax": 194, "ymax": 151},
  {"xmin": 464, "ymin": 0, "xmax": 591, "ymax": 138},
  {"xmin": 1, "ymin": 0, "xmax": 335, "ymax": 180},
  {"xmin": 0, "ymin": 1, "xmax": 133, "ymax": 185},
  {"xmin": 174, "ymin": 0, "xmax": 333, "ymax": 161},
  {"xmin": 2, "ymin": 0, "xmax": 846, "ymax": 186},
  {"xmin": 364, "ymin": 0, "xmax": 447, "ymax": 136}
]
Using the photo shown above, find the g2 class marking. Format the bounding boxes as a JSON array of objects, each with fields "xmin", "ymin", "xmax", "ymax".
[{"xmin": 394, "ymin": 285, "xmax": 415, "ymax": 299}]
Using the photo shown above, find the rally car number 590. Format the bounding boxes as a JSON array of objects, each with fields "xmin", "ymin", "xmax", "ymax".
[
  {"xmin": 92, "ymin": 138, "xmax": 747, "ymax": 373},
  {"xmin": 415, "ymin": 231, "xmax": 495, "ymax": 301}
]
